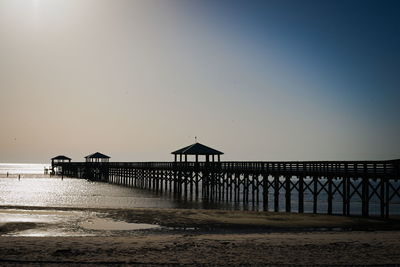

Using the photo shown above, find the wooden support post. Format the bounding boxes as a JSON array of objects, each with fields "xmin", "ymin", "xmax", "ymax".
[
  {"xmin": 220, "ymin": 172, "xmax": 224, "ymax": 202},
  {"xmin": 195, "ymin": 171, "xmax": 199, "ymax": 199},
  {"xmin": 362, "ymin": 177, "xmax": 369, "ymax": 217},
  {"xmin": 244, "ymin": 174, "xmax": 249, "ymax": 203},
  {"xmin": 256, "ymin": 174, "xmax": 260, "ymax": 205},
  {"xmin": 380, "ymin": 178, "xmax": 385, "ymax": 218},
  {"xmin": 159, "ymin": 170, "xmax": 163, "ymax": 193},
  {"xmin": 234, "ymin": 173, "xmax": 238, "ymax": 202},
  {"xmin": 327, "ymin": 176, "xmax": 333, "ymax": 215},
  {"xmin": 341, "ymin": 177, "xmax": 345, "ymax": 215},
  {"xmin": 225, "ymin": 173, "xmax": 230, "ymax": 202},
  {"xmin": 298, "ymin": 176, "xmax": 304, "ymax": 213},
  {"xmin": 130, "ymin": 168, "xmax": 133, "ymax": 187},
  {"xmin": 385, "ymin": 179, "xmax": 390, "ymax": 218},
  {"xmin": 184, "ymin": 170, "xmax": 188, "ymax": 198},
  {"xmin": 169, "ymin": 170, "xmax": 173, "ymax": 194},
  {"xmin": 274, "ymin": 175, "xmax": 279, "ymax": 212},
  {"xmin": 346, "ymin": 177, "xmax": 351, "ymax": 216},
  {"xmin": 313, "ymin": 176, "xmax": 318, "ymax": 214},
  {"xmin": 189, "ymin": 171, "xmax": 193, "ymax": 198},
  {"xmin": 263, "ymin": 174, "xmax": 268, "ymax": 211},
  {"xmin": 285, "ymin": 176, "xmax": 291, "ymax": 212},
  {"xmin": 229, "ymin": 173, "xmax": 233, "ymax": 201},
  {"xmin": 125, "ymin": 168, "xmax": 128, "ymax": 186}
]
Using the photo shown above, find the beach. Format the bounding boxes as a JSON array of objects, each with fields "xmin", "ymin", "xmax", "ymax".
[
  {"xmin": 1, "ymin": 231, "xmax": 400, "ymax": 266},
  {"xmin": 1, "ymin": 207, "xmax": 400, "ymax": 266}
]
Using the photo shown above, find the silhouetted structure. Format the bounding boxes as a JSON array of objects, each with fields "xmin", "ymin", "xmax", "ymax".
[
  {"xmin": 85, "ymin": 152, "xmax": 110, "ymax": 163},
  {"xmin": 51, "ymin": 155, "xmax": 71, "ymax": 175},
  {"xmin": 54, "ymin": 153, "xmax": 400, "ymax": 218},
  {"xmin": 83, "ymin": 152, "xmax": 110, "ymax": 181},
  {"xmin": 51, "ymin": 155, "xmax": 71, "ymax": 164},
  {"xmin": 172, "ymin": 142, "xmax": 223, "ymax": 163},
  {"xmin": 171, "ymin": 143, "xmax": 223, "ymax": 197}
]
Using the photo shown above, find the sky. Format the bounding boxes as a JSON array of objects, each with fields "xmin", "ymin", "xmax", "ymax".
[{"xmin": 0, "ymin": 0, "xmax": 399, "ymax": 163}]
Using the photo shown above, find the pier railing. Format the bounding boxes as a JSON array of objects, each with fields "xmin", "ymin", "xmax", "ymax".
[{"xmin": 59, "ymin": 160, "xmax": 399, "ymax": 177}]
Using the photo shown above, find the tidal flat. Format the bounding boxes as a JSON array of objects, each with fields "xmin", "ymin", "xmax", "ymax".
[{"xmin": 1, "ymin": 206, "xmax": 400, "ymax": 266}]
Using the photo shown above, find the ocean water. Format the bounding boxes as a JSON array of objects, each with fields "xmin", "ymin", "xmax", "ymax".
[
  {"xmin": 0, "ymin": 164, "xmax": 399, "ymax": 215},
  {"xmin": 0, "ymin": 163, "xmax": 227, "ymax": 210},
  {"xmin": 0, "ymin": 163, "xmax": 50, "ymax": 174}
]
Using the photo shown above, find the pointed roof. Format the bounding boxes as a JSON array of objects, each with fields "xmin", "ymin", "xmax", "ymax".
[
  {"xmin": 171, "ymin": 143, "xmax": 223, "ymax": 155},
  {"xmin": 84, "ymin": 152, "xmax": 110, "ymax": 159},
  {"xmin": 51, "ymin": 155, "xmax": 71, "ymax": 160}
]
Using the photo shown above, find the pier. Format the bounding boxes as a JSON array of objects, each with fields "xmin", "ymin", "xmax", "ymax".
[{"xmin": 52, "ymin": 144, "xmax": 400, "ymax": 218}]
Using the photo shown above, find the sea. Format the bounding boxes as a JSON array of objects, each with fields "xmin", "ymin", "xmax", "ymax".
[{"xmin": 0, "ymin": 163, "xmax": 399, "ymax": 215}]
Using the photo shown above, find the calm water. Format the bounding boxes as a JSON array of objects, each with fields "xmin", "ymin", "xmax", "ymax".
[
  {"xmin": 0, "ymin": 164, "xmax": 399, "ymax": 215},
  {"xmin": 0, "ymin": 164, "xmax": 226, "ymax": 210},
  {"xmin": 0, "ymin": 163, "xmax": 50, "ymax": 174}
]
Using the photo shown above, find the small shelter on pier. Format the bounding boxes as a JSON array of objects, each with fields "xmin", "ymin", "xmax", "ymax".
[
  {"xmin": 85, "ymin": 152, "xmax": 110, "ymax": 163},
  {"xmin": 51, "ymin": 155, "xmax": 71, "ymax": 165},
  {"xmin": 171, "ymin": 142, "xmax": 223, "ymax": 162},
  {"xmin": 51, "ymin": 155, "xmax": 71, "ymax": 175}
]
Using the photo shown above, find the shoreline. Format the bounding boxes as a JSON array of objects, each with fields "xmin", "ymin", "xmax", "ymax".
[
  {"xmin": 1, "ymin": 205, "xmax": 400, "ymax": 234},
  {"xmin": 1, "ymin": 206, "xmax": 400, "ymax": 265}
]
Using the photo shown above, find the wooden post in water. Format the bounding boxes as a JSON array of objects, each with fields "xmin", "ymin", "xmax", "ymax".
[
  {"xmin": 274, "ymin": 175, "xmax": 279, "ymax": 212},
  {"xmin": 327, "ymin": 176, "xmax": 333, "ymax": 215},
  {"xmin": 380, "ymin": 177, "xmax": 385, "ymax": 218},
  {"xmin": 346, "ymin": 177, "xmax": 351, "ymax": 216},
  {"xmin": 362, "ymin": 176, "xmax": 369, "ymax": 217},
  {"xmin": 385, "ymin": 178, "xmax": 390, "ymax": 218},
  {"xmin": 298, "ymin": 176, "xmax": 304, "ymax": 213},
  {"xmin": 263, "ymin": 175, "xmax": 268, "ymax": 211},
  {"xmin": 342, "ymin": 177, "xmax": 347, "ymax": 215},
  {"xmin": 313, "ymin": 176, "xmax": 318, "ymax": 214},
  {"xmin": 285, "ymin": 176, "xmax": 291, "ymax": 212}
]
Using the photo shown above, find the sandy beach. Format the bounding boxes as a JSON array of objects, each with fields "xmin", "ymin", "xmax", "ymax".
[
  {"xmin": 1, "ymin": 207, "xmax": 400, "ymax": 266},
  {"xmin": 1, "ymin": 231, "xmax": 400, "ymax": 266}
]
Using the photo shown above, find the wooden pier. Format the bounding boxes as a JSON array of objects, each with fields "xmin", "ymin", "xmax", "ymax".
[{"xmin": 55, "ymin": 159, "xmax": 400, "ymax": 218}]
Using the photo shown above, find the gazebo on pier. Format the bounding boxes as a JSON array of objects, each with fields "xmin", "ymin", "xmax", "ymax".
[
  {"xmin": 51, "ymin": 155, "xmax": 71, "ymax": 175},
  {"xmin": 85, "ymin": 152, "xmax": 110, "ymax": 163},
  {"xmin": 171, "ymin": 142, "xmax": 223, "ymax": 163},
  {"xmin": 51, "ymin": 155, "xmax": 71, "ymax": 165}
]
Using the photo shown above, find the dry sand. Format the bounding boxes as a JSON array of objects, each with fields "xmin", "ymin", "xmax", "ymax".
[
  {"xmin": 1, "ymin": 232, "xmax": 400, "ymax": 266},
  {"xmin": 1, "ymin": 207, "xmax": 400, "ymax": 266}
]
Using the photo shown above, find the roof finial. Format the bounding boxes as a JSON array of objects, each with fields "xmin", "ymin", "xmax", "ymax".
[{"xmin": 195, "ymin": 136, "xmax": 197, "ymax": 143}]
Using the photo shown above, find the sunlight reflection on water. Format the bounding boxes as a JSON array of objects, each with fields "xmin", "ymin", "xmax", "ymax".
[
  {"xmin": 0, "ymin": 178, "xmax": 178, "ymax": 209},
  {"xmin": 0, "ymin": 209, "xmax": 159, "ymax": 237},
  {"xmin": 0, "ymin": 163, "xmax": 50, "ymax": 174}
]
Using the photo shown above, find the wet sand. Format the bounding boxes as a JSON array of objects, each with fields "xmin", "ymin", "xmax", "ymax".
[
  {"xmin": 1, "ymin": 207, "xmax": 400, "ymax": 266},
  {"xmin": 1, "ymin": 232, "xmax": 400, "ymax": 266}
]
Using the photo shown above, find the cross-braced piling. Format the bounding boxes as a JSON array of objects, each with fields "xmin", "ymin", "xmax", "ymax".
[{"xmin": 54, "ymin": 159, "xmax": 400, "ymax": 218}]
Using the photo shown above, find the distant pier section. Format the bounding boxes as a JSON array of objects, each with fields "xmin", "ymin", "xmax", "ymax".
[{"xmin": 51, "ymin": 143, "xmax": 400, "ymax": 218}]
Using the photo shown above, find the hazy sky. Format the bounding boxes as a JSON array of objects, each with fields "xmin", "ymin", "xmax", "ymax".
[{"xmin": 0, "ymin": 0, "xmax": 399, "ymax": 163}]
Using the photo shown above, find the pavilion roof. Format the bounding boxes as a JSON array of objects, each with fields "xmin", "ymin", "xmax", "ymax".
[
  {"xmin": 51, "ymin": 155, "xmax": 71, "ymax": 160},
  {"xmin": 84, "ymin": 152, "xmax": 110, "ymax": 159},
  {"xmin": 171, "ymin": 143, "xmax": 223, "ymax": 155}
]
